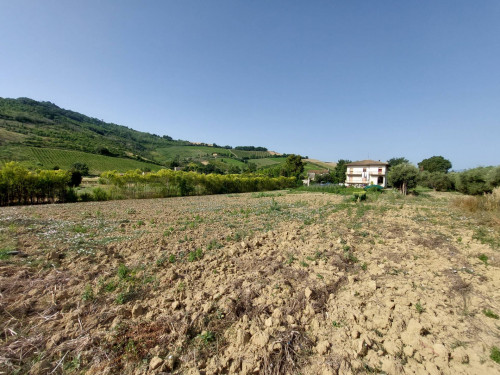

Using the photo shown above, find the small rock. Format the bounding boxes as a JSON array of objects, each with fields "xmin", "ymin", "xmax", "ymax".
[
  {"xmin": 236, "ymin": 329, "xmax": 250, "ymax": 346},
  {"xmin": 403, "ymin": 345, "xmax": 414, "ymax": 357},
  {"xmin": 316, "ymin": 340, "xmax": 331, "ymax": 355},
  {"xmin": 367, "ymin": 280, "xmax": 377, "ymax": 291},
  {"xmin": 251, "ymin": 331, "xmax": 269, "ymax": 348},
  {"xmin": 149, "ymin": 356, "xmax": 164, "ymax": 370},
  {"xmin": 164, "ymin": 354, "xmax": 177, "ymax": 371},
  {"xmin": 265, "ymin": 317, "xmax": 273, "ymax": 327},
  {"xmin": 304, "ymin": 287, "xmax": 313, "ymax": 299},
  {"xmin": 132, "ymin": 303, "xmax": 146, "ymax": 318},
  {"xmin": 356, "ymin": 339, "xmax": 368, "ymax": 357},
  {"xmin": 172, "ymin": 301, "xmax": 180, "ymax": 310},
  {"xmin": 384, "ymin": 339, "xmax": 403, "ymax": 356}
]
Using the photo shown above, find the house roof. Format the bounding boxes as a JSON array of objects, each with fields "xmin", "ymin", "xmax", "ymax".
[{"xmin": 346, "ymin": 159, "xmax": 388, "ymax": 166}]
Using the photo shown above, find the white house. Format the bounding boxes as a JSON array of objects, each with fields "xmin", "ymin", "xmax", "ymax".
[{"xmin": 345, "ymin": 160, "xmax": 389, "ymax": 187}]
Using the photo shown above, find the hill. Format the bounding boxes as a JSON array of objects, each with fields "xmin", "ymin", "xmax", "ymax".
[
  {"xmin": 0, "ymin": 97, "xmax": 283, "ymax": 173},
  {"xmin": 1, "ymin": 97, "xmax": 336, "ymax": 175}
]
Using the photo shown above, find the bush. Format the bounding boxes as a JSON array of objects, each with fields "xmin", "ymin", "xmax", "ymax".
[
  {"xmin": 352, "ymin": 192, "xmax": 366, "ymax": 201},
  {"xmin": 455, "ymin": 167, "xmax": 492, "ymax": 195},
  {"xmin": 92, "ymin": 187, "xmax": 110, "ymax": 201}
]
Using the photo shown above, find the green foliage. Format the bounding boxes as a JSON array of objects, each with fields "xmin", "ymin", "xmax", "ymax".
[
  {"xmin": 92, "ymin": 187, "xmax": 110, "ymax": 201},
  {"xmin": 99, "ymin": 169, "xmax": 296, "ymax": 200},
  {"xmin": 454, "ymin": 166, "xmax": 497, "ymax": 195},
  {"xmin": 387, "ymin": 157, "xmax": 409, "ymax": 168},
  {"xmin": 483, "ymin": 309, "xmax": 499, "ymax": 319},
  {"xmin": 82, "ymin": 284, "xmax": 95, "ymax": 302},
  {"xmin": 388, "ymin": 163, "xmax": 419, "ymax": 195},
  {"xmin": 418, "ymin": 156, "xmax": 452, "ymax": 173},
  {"xmin": 331, "ymin": 159, "xmax": 351, "ymax": 184},
  {"xmin": 0, "ymin": 162, "xmax": 72, "ymax": 205},
  {"xmin": 187, "ymin": 248, "xmax": 203, "ymax": 262},
  {"xmin": 491, "ymin": 346, "xmax": 500, "ymax": 364},
  {"xmin": 478, "ymin": 254, "xmax": 488, "ymax": 265},
  {"xmin": 415, "ymin": 302, "xmax": 425, "ymax": 314},
  {"xmin": 71, "ymin": 162, "xmax": 90, "ymax": 176},
  {"xmin": 117, "ymin": 264, "xmax": 131, "ymax": 280},
  {"xmin": 280, "ymin": 154, "xmax": 304, "ymax": 178},
  {"xmin": 352, "ymin": 192, "xmax": 366, "ymax": 201},
  {"xmin": 418, "ymin": 171, "xmax": 453, "ymax": 191}
]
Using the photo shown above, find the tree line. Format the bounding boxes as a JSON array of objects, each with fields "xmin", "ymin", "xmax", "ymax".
[{"xmin": 0, "ymin": 162, "xmax": 297, "ymax": 206}]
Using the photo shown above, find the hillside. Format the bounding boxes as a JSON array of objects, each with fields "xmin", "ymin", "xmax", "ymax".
[{"xmin": 0, "ymin": 97, "xmax": 282, "ymax": 173}]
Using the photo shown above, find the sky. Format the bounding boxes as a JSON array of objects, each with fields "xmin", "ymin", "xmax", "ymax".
[{"xmin": 1, "ymin": 1, "xmax": 499, "ymax": 170}]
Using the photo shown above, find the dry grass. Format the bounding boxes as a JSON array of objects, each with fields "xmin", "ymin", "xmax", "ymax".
[
  {"xmin": 452, "ymin": 187, "xmax": 500, "ymax": 213},
  {"xmin": 261, "ymin": 328, "xmax": 313, "ymax": 375}
]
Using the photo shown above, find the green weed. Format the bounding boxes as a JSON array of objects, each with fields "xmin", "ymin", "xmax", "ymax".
[
  {"xmin": 187, "ymin": 248, "xmax": 203, "ymax": 262},
  {"xmin": 483, "ymin": 309, "xmax": 499, "ymax": 319},
  {"xmin": 491, "ymin": 346, "xmax": 500, "ymax": 364}
]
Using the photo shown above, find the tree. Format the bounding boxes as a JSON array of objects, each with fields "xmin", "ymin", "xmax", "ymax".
[
  {"xmin": 387, "ymin": 157, "xmax": 409, "ymax": 168},
  {"xmin": 418, "ymin": 171, "xmax": 453, "ymax": 191},
  {"xmin": 418, "ymin": 156, "xmax": 452, "ymax": 173},
  {"xmin": 331, "ymin": 159, "xmax": 351, "ymax": 184},
  {"xmin": 388, "ymin": 163, "xmax": 419, "ymax": 195},
  {"xmin": 71, "ymin": 162, "xmax": 89, "ymax": 176},
  {"xmin": 455, "ymin": 167, "xmax": 492, "ymax": 195},
  {"xmin": 280, "ymin": 154, "xmax": 304, "ymax": 179}
]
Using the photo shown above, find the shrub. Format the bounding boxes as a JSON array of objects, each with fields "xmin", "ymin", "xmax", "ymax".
[
  {"xmin": 92, "ymin": 187, "xmax": 109, "ymax": 201},
  {"xmin": 352, "ymin": 192, "xmax": 366, "ymax": 201}
]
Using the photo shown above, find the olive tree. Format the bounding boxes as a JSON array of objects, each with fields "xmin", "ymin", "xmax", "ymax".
[{"xmin": 388, "ymin": 163, "xmax": 419, "ymax": 195}]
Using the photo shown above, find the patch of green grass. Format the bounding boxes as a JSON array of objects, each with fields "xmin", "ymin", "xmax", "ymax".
[
  {"xmin": 478, "ymin": 254, "xmax": 488, "ymax": 265},
  {"xmin": 0, "ymin": 248, "xmax": 14, "ymax": 260},
  {"xmin": 82, "ymin": 284, "xmax": 94, "ymax": 302},
  {"xmin": 361, "ymin": 262, "xmax": 368, "ymax": 271},
  {"xmin": 115, "ymin": 289, "xmax": 136, "ymax": 304},
  {"xmin": 332, "ymin": 321, "xmax": 342, "ymax": 328},
  {"xmin": 117, "ymin": 264, "xmax": 132, "ymax": 280},
  {"xmin": 491, "ymin": 346, "xmax": 500, "ymax": 364},
  {"xmin": 72, "ymin": 224, "xmax": 88, "ymax": 233},
  {"xmin": 207, "ymin": 239, "xmax": 223, "ymax": 250},
  {"xmin": 299, "ymin": 260, "xmax": 309, "ymax": 267},
  {"xmin": 483, "ymin": 309, "xmax": 499, "ymax": 319},
  {"xmin": 187, "ymin": 248, "xmax": 203, "ymax": 262},
  {"xmin": 197, "ymin": 331, "xmax": 216, "ymax": 344},
  {"xmin": 415, "ymin": 302, "xmax": 426, "ymax": 314}
]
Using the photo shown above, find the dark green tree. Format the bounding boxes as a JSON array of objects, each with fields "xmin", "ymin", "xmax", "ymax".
[
  {"xmin": 280, "ymin": 154, "xmax": 304, "ymax": 178},
  {"xmin": 388, "ymin": 163, "xmax": 419, "ymax": 195},
  {"xmin": 71, "ymin": 162, "xmax": 89, "ymax": 176},
  {"xmin": 418, "ymin": 156, "xmax": 452, "ymax": 173},
  {"xmin": 331, "ymin": 159, "xmax": 351, "ymax": 184},
  {"xmin": 387, "ymin": 157, "xmax": 409, "ymax": 168}
]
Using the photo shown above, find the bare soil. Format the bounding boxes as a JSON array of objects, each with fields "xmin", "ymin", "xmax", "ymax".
[{"xmin": 1, "ymin": 190, "xmax": 499, "ymax": 374}]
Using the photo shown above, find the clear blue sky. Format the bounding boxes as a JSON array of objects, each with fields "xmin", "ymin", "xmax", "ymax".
[{"xmin": 1, "ymin": 1, "xmax": 499, "ymax": 170}]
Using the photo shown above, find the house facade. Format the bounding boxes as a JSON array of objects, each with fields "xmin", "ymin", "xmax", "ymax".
[{"xmin": 345, "ymin": 160, "xmax": 389, "ymax": 187}]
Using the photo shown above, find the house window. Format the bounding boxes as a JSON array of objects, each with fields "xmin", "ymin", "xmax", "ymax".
[
  {"xmin": 363, "ymin": 168, "xmax": 367, "ymax": 172},
  {"xmin": 378, "ymin": 168, "xmax": 382, "ymax": 174}
]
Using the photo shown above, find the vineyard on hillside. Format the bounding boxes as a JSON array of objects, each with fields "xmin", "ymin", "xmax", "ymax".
[{"xmin": 28, "ymin": 148, "xmax": 162, "ymax": 174}]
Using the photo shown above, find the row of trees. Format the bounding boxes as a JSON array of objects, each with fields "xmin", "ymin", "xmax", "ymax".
[
  {"xmin": 387, "ymin": 157, "xmax": 500, "ymax": 195},
  {"xmin": 100, "ymin": 169, "xmax": 297, "ymax": 199},
  {"xmin": 0, "ymin": 162, "xmax": 73, "ymax": 205}
]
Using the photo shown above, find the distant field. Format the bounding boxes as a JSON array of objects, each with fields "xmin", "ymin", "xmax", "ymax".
[
  {"xmin": 154, "ymin": 145, "xmax": 233, "ymax": 160},
  {"xmin": 249, "ymin": 157, "xmax": 287, "ymax": 168},
  {"xmin": 12, "ymin": 147, "xmax": 163, "ymax": 174},
  {"xmin": 303, "ymin": 161, "xmax": 331, "ymax": 172},
  {"xmin": 231, "ymin": 149, "xmax": 271, "ymax": 159}
]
